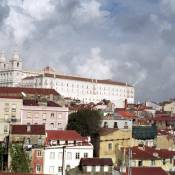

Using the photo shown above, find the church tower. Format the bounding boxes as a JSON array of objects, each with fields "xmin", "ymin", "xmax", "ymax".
[{"xmin": 9, "ymin": 50, "xmax": 22, "ymax": 70}]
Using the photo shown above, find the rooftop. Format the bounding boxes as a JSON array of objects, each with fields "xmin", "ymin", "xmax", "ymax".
[
  {"xmin": 46, "ymin": 130, "xmax": 84, "ymax": 143},
  {"xmin": 11, "ymin": 124, "xmax": 45, "ymax": 135},
  {"xmin": 0, "ymin": 87, "xmax": 59, "ymax": 97},
  {"xmin": 122, "ymin": 167, "xmax": 168, "ymax": 175},
  {"xmin": 80, "ymin": 158, "xmax": 113, "ymax": 166},
  {"xmin": 23, "ymin": 72, "xmax": 133, "ymax": 87}
]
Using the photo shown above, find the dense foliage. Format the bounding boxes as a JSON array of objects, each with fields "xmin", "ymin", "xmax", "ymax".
[
  {"xmin": 10, "ymin": 144, "xmax": 31, "ymax": 173},
  {"xmin": 67, "ymin": 109, "xmax": 102, "ymax": 137}
]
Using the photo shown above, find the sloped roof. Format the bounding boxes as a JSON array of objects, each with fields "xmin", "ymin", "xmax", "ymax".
[
  {"xmin": 123, "ymin": 167, "xmax": 168, "ymax": 175},
  {"xmin": 80, "ymin": 158, "xmax": 113, "ymax": 166},
  {"xmin": 0, "ymin": 87, "xmax": 59, "ymax": 96},
  {"xmin": 123, "ymin": 146, "xmax": 175, "ymax": 160},
  {"xmin": 117, "ymin": 111, "xmax": 135, "ymax": 119},
  {"xmin": 46, "ymin": 130, "xmax": 84, "ymax": 142},
  {"xmin": 23, "ymin": 99, "xmax": 61, "ymax": 107},
  {"xmin": 11, "ymin": 124, "xmax": 45, "ymax": 135}
]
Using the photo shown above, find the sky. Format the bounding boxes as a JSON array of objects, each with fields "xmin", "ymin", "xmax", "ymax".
[{"xmin": 0, "ymin": 0, "xmax": 175, "ymax": 102}]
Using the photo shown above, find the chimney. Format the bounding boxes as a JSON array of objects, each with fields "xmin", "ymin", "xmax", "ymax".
[
  {"xmin": 124, "ymin": 99, "xmax": 128, "ymax": 109},
  {"xmin": 27, "ymin": 123, "xmax": 31, "ymax": 133}
]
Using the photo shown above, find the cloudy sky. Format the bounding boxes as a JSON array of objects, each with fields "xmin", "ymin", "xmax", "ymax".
[{"xmin": 0, "ymin": 0, "xmax": 175, "ymax": 102}]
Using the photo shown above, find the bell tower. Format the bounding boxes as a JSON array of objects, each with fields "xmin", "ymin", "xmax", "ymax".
[{"xmin": 10, "ymin": 50, "xmax": 22, "ymax": 70}]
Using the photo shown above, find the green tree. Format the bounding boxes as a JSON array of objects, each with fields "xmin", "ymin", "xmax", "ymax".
[
  {"xmin": 10, "ymin": 144, "xmax": 31, "ymax": 173},
  {"xmin": 67, "ymin": 109, "xmax": 102, "ymax": 137}
]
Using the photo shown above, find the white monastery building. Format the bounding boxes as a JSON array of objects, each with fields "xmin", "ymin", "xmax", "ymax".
[{"xmin": 0, "ymin": 51, "xmax": 134, "ymax": 107}]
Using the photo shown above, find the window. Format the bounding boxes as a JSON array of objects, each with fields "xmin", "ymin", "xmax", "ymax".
[
  {"xmin": 42, "ymin": 113, "xmax": 46, "ymax": 120},
  {"xmin": 104, "ymin": 122, "xmax": 108, "ymax": 128},
  {"xmin": 108, "ymin": 143, "xmax": 112, "ymax": 151},
  {"xmin": 27, "ymin": 112, "xmax": 31, "ymax": 118},
  {"xmin": 124, "ymin": 122, "xmax": 128, "ymax": 129},
  {"xmin": 67, "ymin": 152, "xmax": 72, "ymax": 160},
  {"xmin": 58, "ymin": 152, "xmax": 62, "ymax": 159},
  {"xmin": 138, "ymin": 161, "xmax": 143, "ymax": 166},
  {"xmin": 87, "ymin": 166, "xmax": 92, "ymax": 172},
  {"xmin": 50, "ymin": 152, "xmax": 55, "ymax": 159},
  {"xmin": 36, "ymin": 164, "xmax": 41, "ymax": 173},
  {"xmin": 26, "ymin": 138, "xmax": 31, "ymax": 145},
  {"xmin": 84, "ymin": 153, "xmax": 88, "ymax": 158},
  {"xmin": 75, "ymin": 152, "xmax": 80, "ymax": 159},
  {"xmin": 49, "ymin": 166, "xmax": 54, "ymax": 173},
  {"xmin": 11, "ymin": 104, "xmax": 16, "ymax": 112},
  {"xmin": 151, "ymin": 160, "xmax": 155, "ymax": 166},
  {"xmin": 37, "ymin": 150, "xmax": 42, "ymax": 157},
  {"xmin": 104, "ymin": 166, "xmax": 108, "ymax": 172},
  {"xmin": 96, "ymin": 166, "xmax": 100, "ymax": 172},
  {"xmin": 66, "ymin": 165, "xmax": 71, "ymax": 171},
  {"xmin": 38, "ymin": 136, "xmax": 42, "ymax": 145},
  {"xmin": 50, "ymin": 123, "xmax": 54, "ymax": 128},
  {"xmin": 4, "ymin": 125, "xmax": 8, "ymax": 133},
  {"xmin": 114, "ymin": 122, "xmax": 118, "ymax": 128},
  {"xmin": 11, "ymin": 116, "xmax": 16, "ymax": 122},
  {"xmin": 51, "ymin": 113, "xmax": 54, "ymax": 118},
  {"xmin": 58, "ymin": 166, "xmax": 62, "ymax": 172}
]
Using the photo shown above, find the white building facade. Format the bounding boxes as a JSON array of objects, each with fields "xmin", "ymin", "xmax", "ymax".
[
  {"xmin": 0, "ymin": 52, "xmax": 135, "ymax": 107},
  {"xmin": 44, "ymin": 130, "xmax": 93, "ymax": 175},
  {"xmin": 22, "ymin": 67, "xmax": 134, "ymax": 107},
  {"xmin": 0, "ymin": 51, "xmax": 39, "ymax": 87}
]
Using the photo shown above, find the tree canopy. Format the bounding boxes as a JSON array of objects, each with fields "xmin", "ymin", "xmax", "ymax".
[
  {"xmin": 67, "ymin": 109, "xmax": 102, "ymax": 137},
  {"xmin": 10, "ymin": 144, "xmax": 31, "ymax": 173}
]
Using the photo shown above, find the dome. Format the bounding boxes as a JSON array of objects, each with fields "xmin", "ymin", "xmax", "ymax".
[
  {"xmin": 0, "ymin": 51, "xmax": 6, "ymax": 62},
  {"xmin": 11, "ymin": 50, "xmax": 21, "ymax": 61}
]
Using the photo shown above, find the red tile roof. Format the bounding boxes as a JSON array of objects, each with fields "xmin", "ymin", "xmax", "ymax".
[
  {"xmin": 23, "ymin": 73, "xmax": 133, "ymax": 87},
  {"xmin": 124, "ymin": 146, "xmax": 175, "ymax": 160},
  {"xmin": 0, "ymin": 173, "xmax": 45, "ymax": 175},
  {"xmin": 0, "ymin": 87, "xmax": 59, "ymax": 97},
  {"xmin": 23, "ymin": 99, "xmax": 61, "ymax": 107},
  {"xmin": 117, "ymin": 111, "xmax": 135, "ymax": 119},
  {"xmin": 46, "ymin": 130, "xmax": 84, "ymax": 142},
  {"xmin": 154, "ymin": 115, "xmax": 175, "ymax": 122},
  {"xmin": 80, "ymin": 158, "xmax": 113, "ymax": 166},
  {"xmin": 123, "ymin": 167, "xmax": 168, "ymax": 175},
  {"xmin": 0, "ymin": 173, "xmax": 44, "ymax": 175},
  {"xmin": 11, "ymin": 124, "xmax": 45, "ymax": 135}
]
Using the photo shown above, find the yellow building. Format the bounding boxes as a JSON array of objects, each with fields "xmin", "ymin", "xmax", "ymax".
[
  {"xmin": 98, "ymin": 128, "xmax": 132, "ymax": 164},
  {"xmin": 0, "ymin": 97, "xmax": 22, "ymax": 141}
]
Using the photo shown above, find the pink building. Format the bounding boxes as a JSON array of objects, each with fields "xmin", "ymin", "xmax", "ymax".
[{"xmin": 20, "ymin": 99, "xmax": 69, "ymax": 130}]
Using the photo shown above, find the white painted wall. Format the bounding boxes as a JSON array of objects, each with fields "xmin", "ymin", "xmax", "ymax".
[{"xmin": 43, "ymin": 145, "xmax": 93, "ymax": 175}]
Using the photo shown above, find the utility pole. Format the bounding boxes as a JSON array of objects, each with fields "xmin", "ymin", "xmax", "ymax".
[
  {"xmin": 128, "ymin": 147, "xmax": 132, "ymax": 175},
  {"xmin": 62, "ymin": 146, "xmax": 66, "ymax": 175}
]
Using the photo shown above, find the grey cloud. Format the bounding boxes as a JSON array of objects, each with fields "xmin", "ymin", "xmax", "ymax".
[
  {"xmin": 0, "ymin": 1, "xmax": 10, "ymax": 27},
  {"xmin": 1, "ymin": 0, "xmax": 175, "ymax": 102}
]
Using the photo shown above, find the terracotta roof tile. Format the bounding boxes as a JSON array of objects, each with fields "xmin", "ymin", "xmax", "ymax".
[
  {"xmin": 23, "ymin": 73, "xmax": 133, "ymax": 87},
  {"xmin": 80, "ymin": 158, "xmax": 113, "ymax": 166},
  {"xmin": 46, "ymin": 130, "xmax": 84, "ymax": 142},
  {"xmin": 0, "ymin": 87, "xmax": 59, "ymax": 97},
  {"xmin": 11, "ymin": 124, "xmax": 45, "ymax": 135},
  {"xmin": 123, "ymin": 167, "xmax": 168, "ymax": 175}
]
